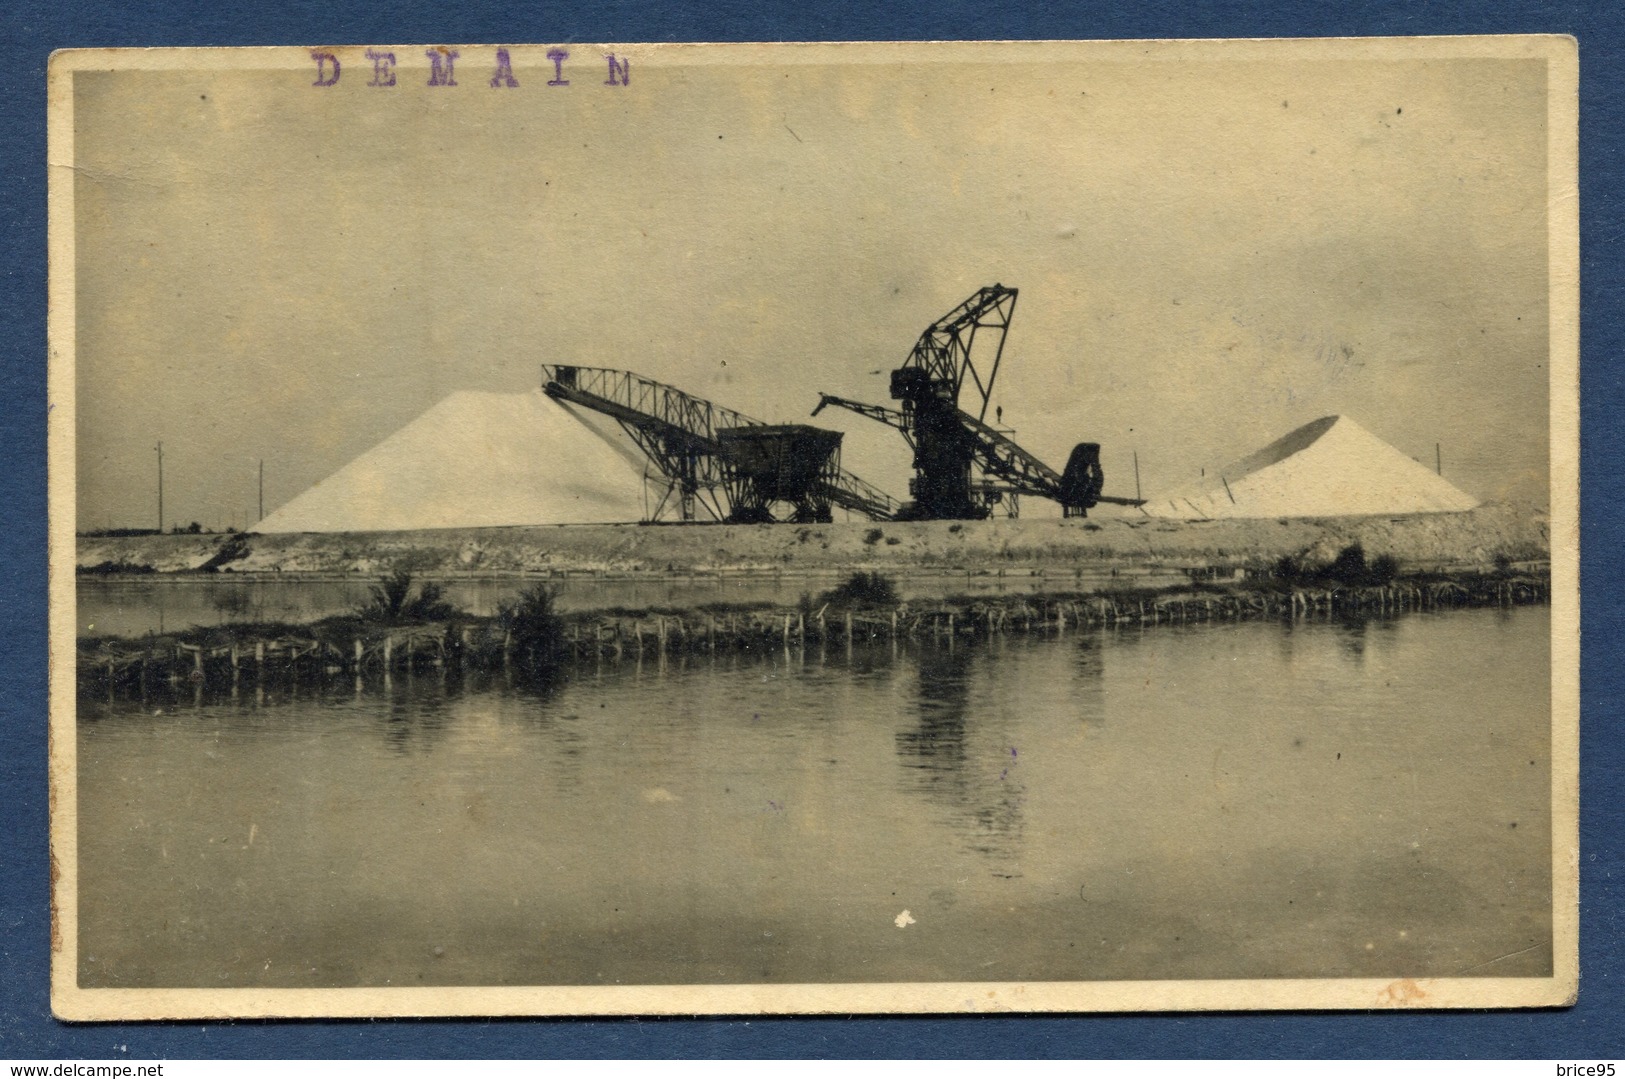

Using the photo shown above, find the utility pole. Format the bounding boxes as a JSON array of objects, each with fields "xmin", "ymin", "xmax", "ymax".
[
  {"xmin": 1436, "ymin": 442, "xmax": 1442, "ymax": 476},
  {"xmin": 258, "ymin": 459, "xmax": 264, "ymax": 522},
  {"xmin": 155, "ymin": 441, "xmax": 164, "ymax": 533},
  {"xmin": 1133, "ymin": 451, "xmax": 1142, "ymax": 502}
]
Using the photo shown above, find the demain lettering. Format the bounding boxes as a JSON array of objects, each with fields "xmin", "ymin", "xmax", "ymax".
[{"xmin": 309, "ymin": 47, "xmax": 629, "ymax": 89}]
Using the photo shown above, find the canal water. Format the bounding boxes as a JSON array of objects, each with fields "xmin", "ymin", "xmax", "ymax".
[
  {"xmin": 76, "ymin": 605, "xmax": 1552, "ymax": 988},
  {"xmin": 76, "ymin": 567, "xmax": 1196, "ymax": 639}
]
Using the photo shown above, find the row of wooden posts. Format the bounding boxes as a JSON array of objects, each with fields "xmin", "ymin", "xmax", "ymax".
[{"xmin": 82, "ymin": 576, "xmax": 1548, "ymax": 693}]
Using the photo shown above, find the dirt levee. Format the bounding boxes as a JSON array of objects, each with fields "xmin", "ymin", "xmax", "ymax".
[{"xmin": 80, "ymin": 503, "xmax": 1547, "ymax": 578}]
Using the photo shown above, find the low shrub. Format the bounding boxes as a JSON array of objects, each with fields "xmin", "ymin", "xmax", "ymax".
[
  {"xmin": 1326, "ymin": 543, "xmax": 1369, "ymax": 584},
  {"xmin": 498, "ymin": 584, "xmax": 565, "ymax": 665},
  {"xmin": 78, "ymin": 560, "xmax": 156, "ymax": 576},
  {"xmin": 819, "ymin": 571, "xmax": 900, "ymax": 609},
  {"xmin": 356, "ymin": 570, "xmax": 460, "ymax": 624},
  {"xmin": 1272, "ymin": 544, "xmax": 1400, "ymax": 587}
]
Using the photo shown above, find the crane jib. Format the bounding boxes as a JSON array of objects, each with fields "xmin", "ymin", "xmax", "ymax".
[
  {"xmin": 542, "ymin": 364, "xmax": 901, "ymax": 523},
  {"xmin": 812, "ymin": 285, "xmax": 1143, "ymax": 518}
]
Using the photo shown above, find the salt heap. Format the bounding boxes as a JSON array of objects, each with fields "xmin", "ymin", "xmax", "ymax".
[
  {"xmin": 257, "ymin": 390, "xmax": 649, "ymax": 533},
  {"xmin": 1142, "ymin": 415, "xmax": 1479, "ymax": 520}
]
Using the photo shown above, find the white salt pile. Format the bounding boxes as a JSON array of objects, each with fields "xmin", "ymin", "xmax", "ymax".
[
  {"xmin": 257, "ymin": 390, "xmax": 650, "ymax": 533},
  {"xmin": 1143, "ymin": 415, "xmax": 1479, "ymax": 520}
]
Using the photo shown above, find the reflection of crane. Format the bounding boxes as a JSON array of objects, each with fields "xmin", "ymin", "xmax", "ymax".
[
  {"xmin": 542, "ymin": 365, "xmax": 898, "ymax": 523},
  {"xmin": 812, "ymin": 285, "xmax": 1145, "ymax": 519}
]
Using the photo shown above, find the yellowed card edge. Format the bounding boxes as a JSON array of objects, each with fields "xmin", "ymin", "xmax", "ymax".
[{"xmin": 45, "ymin": 33, "xmax": 1580, "ymax": 1021}]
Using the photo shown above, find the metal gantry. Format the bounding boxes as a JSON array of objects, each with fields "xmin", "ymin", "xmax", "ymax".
[
  {"xmin": 813, "ymin": 285, "xmax": 1144, "ymax": 519},
  {"xmin": 716, "ymin": 425, "xmax": 844, "ymax": 524},
  {"xmin": 542, "ymin": 364, "xmax": 899, "ymax": 523},
  {"xmin": 897, "ymin": 284, "xmax": 1019, "ymax": 424}
]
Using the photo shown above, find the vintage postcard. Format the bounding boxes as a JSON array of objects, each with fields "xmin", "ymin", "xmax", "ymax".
[{"xmin": 48, "ymin": 37, "xmax": 1579, "ymax": 1019}]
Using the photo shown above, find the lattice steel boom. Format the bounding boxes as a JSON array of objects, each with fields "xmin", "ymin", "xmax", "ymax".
[
  {"xmin": 813, "ymin": 285, "xmax": 1145, "ymax": 519},
  {"xmin": 542, "ymin": 365, "xmax": 899, "ymax": 522}
]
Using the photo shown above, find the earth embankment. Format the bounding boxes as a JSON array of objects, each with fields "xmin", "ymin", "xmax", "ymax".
[{"xmin": 77, "ymin": 502, "xmax": 1548, "ymax": 578}]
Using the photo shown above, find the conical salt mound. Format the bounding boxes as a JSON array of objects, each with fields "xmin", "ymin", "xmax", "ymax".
[
  {"xmin": 1142, "ymin": 415, "xmax": 1479, "ymax": 519},
  {"xmin": 258, "ymin": 390, "xmax": 649, "ymax": 533}
]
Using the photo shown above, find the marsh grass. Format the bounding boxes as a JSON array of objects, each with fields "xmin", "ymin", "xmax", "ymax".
[{"xmin": 355, "ymin": 570, "xmax": 460, "ymax": 625}]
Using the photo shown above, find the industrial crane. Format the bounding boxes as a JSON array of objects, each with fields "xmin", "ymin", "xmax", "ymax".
[
  {"xmin": 812, "ymin": 285, "xmax": 1145, "ymax": 519},
  {"xmin": 541, "ymin": 364, "xmax": 899, "ymax": 524}
]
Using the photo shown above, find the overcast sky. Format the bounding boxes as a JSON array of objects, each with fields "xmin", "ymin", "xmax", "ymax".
[{"xmin": 69, "ymin": 42, "xmax": 1554, "ymax": 530}]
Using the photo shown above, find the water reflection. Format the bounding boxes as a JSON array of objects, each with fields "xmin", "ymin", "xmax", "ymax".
[
  {"xmin": 896, "ymin": 644, "xmax": 974, "ymax": 770},
  {"xmin": 76, "ymin": 608, "xmax": 1553, "ymax": 988},
  {"xmin": 895, "ymin": 642, "xmax": 1028, "ymax": 869},
  {"xmin": 1327, "ymin": 612, "xmax": 1403, "ymax": 663},
  {"xmin": 1072, "ymin": 634, "xmax": 1105, "ymax": 687},
  {"xmin": 375, "ymin": 674, "xmax": 455, "ymax": 755}
]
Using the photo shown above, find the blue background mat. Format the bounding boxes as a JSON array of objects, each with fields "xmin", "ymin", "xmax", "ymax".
[{"xmin": 3, "ymin": 0, "xmax": 1619, "ymax": 1059}]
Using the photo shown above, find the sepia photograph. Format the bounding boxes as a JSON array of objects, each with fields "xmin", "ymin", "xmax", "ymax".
[{"xmin": 47, "ymin": 36, "xmax": 1578, "ymax": 1019}]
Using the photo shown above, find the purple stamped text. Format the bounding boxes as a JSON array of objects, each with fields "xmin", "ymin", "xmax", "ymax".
[
  {"xmin": 366, "ymin": 49, "xmax": 396, "ymax": 87},
  {"xmin": 310, "ymin": 50, "xmax": 340, "ymax": 87},
  {"xmin": 309, "ymin": 47, "xmax": 628, "ymax": 91},
  {"xmin": 547, "ymin": 49, "xmax": 570, "ymax": 86},
  {"xmin": 490, "ymin": 48, "xmax": 519, "ymax": 88},
  {"xmin": 426, "ymin": 47, "xmax": 459, "ymax": 86}
]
